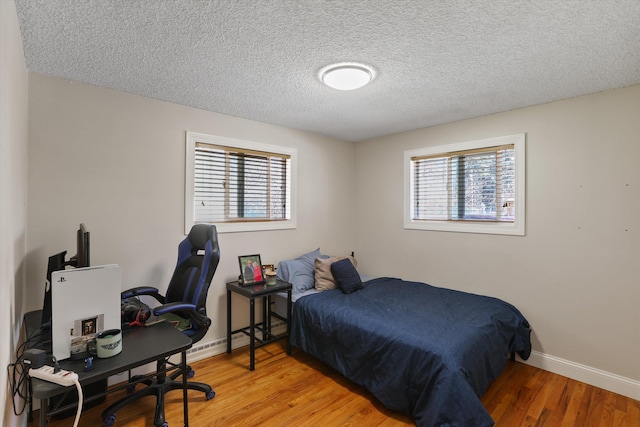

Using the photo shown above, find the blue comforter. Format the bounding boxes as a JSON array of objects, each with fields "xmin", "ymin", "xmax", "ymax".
[{"xmin": 291, "ymin": 277, "xmax": 531, "ymax": 427}]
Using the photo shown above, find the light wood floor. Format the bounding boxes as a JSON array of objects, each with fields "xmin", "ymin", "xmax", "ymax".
[{"xmin": 32, "ymin": 343, "xmax": 640, "ymax": 427}]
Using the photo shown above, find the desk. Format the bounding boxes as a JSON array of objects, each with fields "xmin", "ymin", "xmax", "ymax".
[
  {"xmin": 226, "ymin": 280, "xmax": 292, "ymax": 370},
  {"xmin": 25, "ymin": 311, "xmax": 192, "ymax": 427}
]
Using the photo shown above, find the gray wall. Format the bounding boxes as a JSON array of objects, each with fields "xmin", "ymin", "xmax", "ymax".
[
  {"xmin": 11, "ymin": 25, "xmax": 640, "ymax": 415},
  {"xmin": 1, "ymin": 1, "xmax": 29, "ymax": 426},
  {"xmin": 354, "ymin": 85, "xmax": 640, "ymax": 392},
  {"xmin": 26, "ymin": 73, "xmax": 356, "ymax": 341}
]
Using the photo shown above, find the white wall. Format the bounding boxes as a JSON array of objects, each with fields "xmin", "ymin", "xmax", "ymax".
[
  {"xmin": 354, "ymin": 85, "xmax": 640, "ymax": 397},
  {"xmin": 1, "ymin": 1, "xmax": 29, "ymax": 426},
  {"xmin": 26, "ymin": 73, "xmax": 356, "ymax": 342}
]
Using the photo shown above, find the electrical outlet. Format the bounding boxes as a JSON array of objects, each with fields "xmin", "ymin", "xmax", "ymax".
[{"xmin": 29, "ymin": 365, "xmax": 79, "ymax": 387}]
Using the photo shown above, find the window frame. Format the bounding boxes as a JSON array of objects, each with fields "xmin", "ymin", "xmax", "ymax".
[
  {"xmin": 404, "ymin": 133, "xmax": 526, "ymax": 236},
  {"xmin": 185, "ymin": 131, "xmax": 297, "ymax": 234}
]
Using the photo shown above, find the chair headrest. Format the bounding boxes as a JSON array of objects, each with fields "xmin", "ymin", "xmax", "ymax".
[{"xmin": 187, "ymin": 224, "xmax": 216, "ymax": 250}]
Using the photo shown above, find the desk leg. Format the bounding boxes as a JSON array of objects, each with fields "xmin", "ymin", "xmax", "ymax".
[
  {"xmin": 286, "ymin": 288, "xmax": 292, "ymax": 355},
  {"xmin": 249, "ymin": 298, "xmax": 255, "ymax": 371},
  {"xmin": 28, "ymin": 379, "xmax": 33, "ymax": 424},
  {"xmin": 39, "ymin": 398, "xmax": 47, "ymax": 427},
  {"xmin": 182, "ymin": 350, "xmax": 189, "ymax": 427},
  {"xmin": 226, "ymin": 289, "xmax": 232, "ymax": 354}
]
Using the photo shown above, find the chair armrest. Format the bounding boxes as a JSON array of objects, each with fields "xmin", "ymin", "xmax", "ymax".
[
  {"xmin": 121, "ymin": 286, "xmax": 166, "ymax": 304},
  {"xmin": 153, "ymin": 302, "xmax": 196, "ymax": 316},
  {"xmin": 153, "ymin": 301, "xmax": 212, "ymax": 334}
]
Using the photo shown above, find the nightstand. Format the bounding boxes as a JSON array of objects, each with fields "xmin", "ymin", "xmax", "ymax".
[{"xmin": 226, "ymin": 279, "xmax": 292, "ymax": 371}]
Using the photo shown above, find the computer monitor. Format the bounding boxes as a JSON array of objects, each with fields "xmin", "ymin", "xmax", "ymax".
[
  {"xmin": 40, "ymin": 251, "xmax": 68, "ymax": 331},
  {"xmin": 41, "ymin": 224, "xmax": 91, "ymax": 331},
  {"xmin": 70, "ymin": 223, "xmax": 90, "ymax": 268}
]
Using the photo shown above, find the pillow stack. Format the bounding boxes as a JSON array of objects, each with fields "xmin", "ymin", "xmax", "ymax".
[
  {"xmin": 277, "ymin": 248, "xmax": 364, "ymax": 294},
  {"xmin": 329, "ymin": 258, "xmax": 363, "ymax": 294},
  {"xmin": 315, "ymin": 256, "xmax": 362, "ymax": 294},
  {"xmin": 276, "ymin": 248, "xmax": 325, "ymax": 293}
]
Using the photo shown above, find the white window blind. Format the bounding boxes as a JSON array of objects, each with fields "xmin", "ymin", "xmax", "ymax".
[
  {"xmin": 194, "ymin": 143, "xmax": 290, "ymax": 223},
  {"xmin": 412, "ymin": 144, "xmax": 515, "ymax": 222},
  {"xmin": 404, "ymin": 134, "xmax": 525, "ymax": 235},
  {"xmin": 185, "ymin": 132, "xmax": 297, "ymax": 234}
]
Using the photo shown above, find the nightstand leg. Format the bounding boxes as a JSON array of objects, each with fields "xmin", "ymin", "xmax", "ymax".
[
  {"xmin": 249, "ymin": 298, "xmax": 255, "ymax": 371},
  {"xmin": 226, "ymin": 290, "xmax": 232, "ymax": 354},
  {"xmin": 266, "ymin": 295, "xmax": 272, "ymax": 332},
  {"xmin": 262, "ymin": 296, "xmax": 268, "ymax": 341}
]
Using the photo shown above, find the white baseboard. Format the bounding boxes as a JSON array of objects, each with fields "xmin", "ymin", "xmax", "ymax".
[
  {"xmin": 186, "ymin": 331, "xmax": 640, "ymax": 402},
  {"xmin": 521, "ymin": 350, "xmax": 640, "ymax": 401},
  {"xmin": 186, "ymin": 322, "xmax": 288, "ymax": 364}
]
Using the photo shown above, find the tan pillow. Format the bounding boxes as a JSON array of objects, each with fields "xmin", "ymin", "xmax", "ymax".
[{"xmin": 314, "ymin": 256, "xmax": 357, "ymax": 292}]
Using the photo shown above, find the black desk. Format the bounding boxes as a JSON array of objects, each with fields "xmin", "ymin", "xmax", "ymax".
[
  {"xmin": 226, "ymin": 280, "xmax": 292, "ymax": 370},
  {"xmin": 25, "ymin": 311, "xmax": 192, "ymax": 427}
]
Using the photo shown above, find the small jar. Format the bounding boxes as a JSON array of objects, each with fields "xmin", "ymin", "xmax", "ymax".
[{"xmin": 264, "ymin": 268, "xmax": 277, "ymax": 285}]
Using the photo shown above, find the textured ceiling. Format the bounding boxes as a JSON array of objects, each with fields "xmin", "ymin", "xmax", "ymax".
[{"xmin": 14, "ymin": 0, "xmax": 640, "ymax": 142}]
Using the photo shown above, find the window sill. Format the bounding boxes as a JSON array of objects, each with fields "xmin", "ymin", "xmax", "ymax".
[
  {"xmin": 189, "ymin": 219, "xmax": 297, "ymax": 234},
  {"xmin": 404, "ymin": 219, "xmax": 525, "ymax": 236}
]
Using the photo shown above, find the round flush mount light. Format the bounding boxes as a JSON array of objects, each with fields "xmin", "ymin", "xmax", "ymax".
[{"xmin": 319, "ymin": 62, "xmax": 375, "ymax": 90}]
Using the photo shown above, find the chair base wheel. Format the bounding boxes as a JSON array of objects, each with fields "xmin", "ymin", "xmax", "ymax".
[{"xmin": 103, "ymin": 414, "xmax": 116, "ymax": 427}]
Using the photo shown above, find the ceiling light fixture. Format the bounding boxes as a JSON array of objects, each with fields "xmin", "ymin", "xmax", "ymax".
[{"xmin": 320, "ymin": 63, "xmax": 375, "ymax": 90}]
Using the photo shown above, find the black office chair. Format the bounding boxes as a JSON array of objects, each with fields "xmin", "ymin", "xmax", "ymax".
[{"xmin": 102, "ymin": 224, "xmax": 220, "ymax": 427}]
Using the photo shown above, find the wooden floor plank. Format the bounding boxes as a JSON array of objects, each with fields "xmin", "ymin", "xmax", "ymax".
[
  {"xmin": 541, "ymin": 376, "xmax": 574, "ymax": 427},
  {"xmin": 30, "ymin": 343, "xmax": 640, "ymax": 427},
  {"xmin": 523, "ymin": 369, "xmax": 558, "ymax": 423},
  {"xmin": 562, "ymin": 380, "xmax": 588, "ymax": 427}
]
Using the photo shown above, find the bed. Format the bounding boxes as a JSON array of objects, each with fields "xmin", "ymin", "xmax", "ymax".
[{"xmin": 275, "ymin": 250, "xmax": 532, "ymax": 427}]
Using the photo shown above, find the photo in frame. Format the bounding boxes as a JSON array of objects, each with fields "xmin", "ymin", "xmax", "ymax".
[{"xmin": 238, "ymin": 254, "xmax": 264, "ymax": 285}]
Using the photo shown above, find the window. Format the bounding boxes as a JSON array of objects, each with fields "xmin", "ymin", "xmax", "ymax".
[
  {"xmin": 404, "ymin": 134, "xmax": 525, "ymax": 235},
  {"xmin": 185, "ymin": 132, "xmax": 297, "ymax": 233}
]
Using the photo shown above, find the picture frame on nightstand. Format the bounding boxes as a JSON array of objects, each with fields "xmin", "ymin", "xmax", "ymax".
[{"xmin": 238, "ymin": 254, "xmax": 265, "ymax": 286}]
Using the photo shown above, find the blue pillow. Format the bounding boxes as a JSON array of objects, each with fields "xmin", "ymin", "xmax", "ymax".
[
  {"xmin": 330, "ymin": 258, "xmax": 363, "ymax": 294},
  {"xmin": 277, "ymin": 248, "xmax": 325, "ymax": 292}
]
